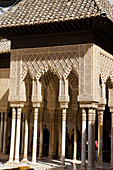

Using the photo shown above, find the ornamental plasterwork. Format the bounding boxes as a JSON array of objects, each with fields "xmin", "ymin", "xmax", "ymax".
[
  {"xmin": 0, "ymin": 40, "xmax": 11, "ymax": 53},
  {"xmin": 100, "ymin": 51, "xmax": 113, "ymax": 82},
  {"xmin": 21, "ymin": 47, "xmax": 79, "ymax": 81}
]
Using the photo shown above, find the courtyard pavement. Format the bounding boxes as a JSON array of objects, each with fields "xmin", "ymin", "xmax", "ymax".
[{"xmin": 0, "ymin": 154, "xmax": 112, "ymax": 170}]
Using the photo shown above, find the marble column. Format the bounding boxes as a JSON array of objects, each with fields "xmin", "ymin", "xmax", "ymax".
[
  {"xmin": 0, "ymin": 112, "xmax": 3, "ymax": 153},
  {"xmin": 23, "ymin": 112, "xmax": 28, "ymax": 161},
  {"xmin": 51, "ymin": 113, "xmax": 55, "ymax": 157},
  {"xmin": 32, "ymin": 107, "xmax": 38, "ymax": 163},
  {"xmin": 21, "ymin": 113, "xmax": 25, "ymax": 156},
  {"xmin": 111, "ymin": 112, "xmax": 113, "ymax": 166},
  {"xmin": 61, "ymin": 108, "xmax": 67, "ymax": 165},
  {"xmin": 39, "ymin": 110, "xmax": 43, "ymax": 159},
  {"xmin": 87, "ymin": 109, "xmax": 95, "ymax": 170},
  {"xmin": 14, "ymin": 108, "xmax": 22, "ymax": 163},
  {"xmin": 80, "ymin": 109, "xmax": 86, "ymax": 170},
  {"xmin": 58, "ymin": 110, "xmax": 62, "ymax": 158},
  {"xmin": 9, "ymin": 108, "xmax": 16, "ymax": 162},
  {"xmin": 98, "ymin": 110, "xmax": 104, "ymax": 168},
  {"xmin": 73, "ymin": 110, "xmax": 77, "ymax": 161},
  {"xmin": 3, "ymin": 112, "xmax": 7, "ymax": 154},
  {"xmin": 49, "ymin": 113, "xmax": 52, "ymax": 158}
]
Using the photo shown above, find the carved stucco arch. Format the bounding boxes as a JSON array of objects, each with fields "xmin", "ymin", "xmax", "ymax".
[
  {"xmin": 21, "ymin": 50, "xmax": 79, "ymax": 81},
  {"xmin": 100, "ymin": 52, "xmax": 113, "ymax": 83}
]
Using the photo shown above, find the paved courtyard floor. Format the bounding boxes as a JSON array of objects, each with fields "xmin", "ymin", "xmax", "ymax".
[{"xmin": 0, "ymin": 154, "xmax": 112, "ymax": 170}]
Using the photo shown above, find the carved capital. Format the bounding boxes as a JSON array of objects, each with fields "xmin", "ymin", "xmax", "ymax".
[
  {"xmin": 98, "ymin": 110, "xmax": 104, "ymax": 124},
  {"xmin": 62, "ymin": 109, "xmax": 66, "ymax": 121},
  {"xmin": 34, "ymin": 108, "xmax": 39, "ymax": 120},
  {"xmin": 12, "ymin": 108, "xmax": 16, "ymax": 119},
  {"xmin": 82, "ymin": 109, "xmax": 86, "ymax": 121},
  {"xmin": 88, "ymin": 109, "xmax": 96, "ymax": 121},
  {"xmin": 4, "ymin": 112, "xmax": 8, "ymax": 121},
  {"xmin": 1, "ymin": 113, "xmax": 4, "ymax": 121},
  {"xmin": 17, "ymin": 108, "xmax": 22, "ymax": 119}
]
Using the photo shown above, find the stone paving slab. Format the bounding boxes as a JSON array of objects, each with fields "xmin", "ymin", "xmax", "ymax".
[{"xmin": 0, "ymin": 154, "xmax": 113, "ymax": 170}]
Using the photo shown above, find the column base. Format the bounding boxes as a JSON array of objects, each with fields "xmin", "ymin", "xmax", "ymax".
[
  {"xmin": 38, "ymin": 155, "xmax": 43, "ymax": 160},
  {"xmin": 14, "ymin": 160, "xmax": 20, "ymax": 164},
  {"xmin": 80, "ymin": 167, "xmax": 87, "ymax": 170},
  {"xmin": 31, "ymin": 161, "xmax": 38, "ymax": 165},
  {"xmin": 73, "ymin": 159, "xmax": 81, "ymax": 164},
  {"xmin": 4, "ymin": 160, "xmax": 14, "ymax": 166},
  {"xmin": 21, "ymin": 158, "xmax": 29, "ymax": 163},
  {"xmin": 87, "ymin": 167, "xmax": 94, "ymax": 170}
]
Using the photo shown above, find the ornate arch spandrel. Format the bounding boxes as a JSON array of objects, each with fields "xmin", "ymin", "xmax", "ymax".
[{"xmin": 20, "ymin": 45, "xmax": 79, "ymax": 81}]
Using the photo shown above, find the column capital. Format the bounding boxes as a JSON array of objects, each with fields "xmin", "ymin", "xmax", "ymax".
[
  {"xmin": 60, "ymin": 102, "xmax": 68, "ymax": 109},
  {"xmin": 88, "ymin": 109, "xmax": 96, "ymax": 121},
  {"xmin": 1, "ymin": 112, "xmax": 4, "ymax": 121},
  {"xmin": 32, "ymin": 102, "xmax": 41, "ymax": 108},
  {"xmin": 98, "ymin": 102, "xmax": 106, "ymax": 111},
  {"xmin": 82, "ymin": 109, "xmax": 86, "ymax": 121},
  {"xmin": 10, "ymin": 102, "xmax": 25, "ymax": 108},
  {"xmin": 79, "ymin": 102, "xmax": 98, "ymax": 109}
]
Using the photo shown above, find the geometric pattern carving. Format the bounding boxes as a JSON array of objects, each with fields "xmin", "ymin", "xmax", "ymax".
[
  {"xmin": 0, "ymin": 40, "xmax": 11, "ymax": 53},
  {"xmin": 100, "ymin": 53, "xmax": 113, "ymax": 81},
  {"xmin": 22, "ymin": 51, "xmax": 79, "ymax": 80}
]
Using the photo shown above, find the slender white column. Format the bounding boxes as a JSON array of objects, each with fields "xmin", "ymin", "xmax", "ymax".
[
  {"xmin": 9, "ymin": 108, "xmax": 16, "ymax": 162},
  {"xmin": 21, "ymin": 113, "xmax": 25, "ymax": 156},
  {"xmin": 98, "ymin": 110, "xmax": 103, "ymax": 168},
  {"xmin": 87, "ymin": 109, "xmax": 95, "ymax": 170},
  {"xmin": 49, "ymin": 113, "xmax": 52, "ymax": 158},
  {"xmin": 51, "ymin": 113, "xmax": 55, "ymax": 157},
  {"xmin": 73, "ymin": 111, "xmax": 77, "ymax": 161},
  {"xmin": 61, "ymin": 108, "xmax": 66, "ymax": 165},
  {"xmin": 14, "ymin": 108, "xmax": 22, "ymax": 162},
  {"xmin": 23, "ymin": 113, "xmax": 28, "ymax": 161},
  {"xmin": 3, "ymin": 112, "xmax": 7, "ymax": 154},
  {"xmin": 58, "ymin": 111, "xmax": 62, "ymax": 158},
  {"xmin": 32, "ymin": 107, "xmax": 38, "ymax": 163},
  {"xmin": 0, "ymin": 112, "xmax": 3, "ymax": 153},
  {"xmin": 39, "ymin": 110, "xmax": 43, "ymax": 159},
  {"xmin": 111, "ymin": 112, "xmax": 113, "ymax": 166},
  {"xmin": 80, "ymin": 109, "xmax": 86, "ymax": 170}
]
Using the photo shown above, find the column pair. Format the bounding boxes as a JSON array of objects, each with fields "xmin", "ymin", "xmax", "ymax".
[
  {"xmin": 80, "ymin": 108, "xmax": 96, "ymax": 170},
  {"xmin": 9, "ymin": 107, "xmax": 22, "ymax": 163}
]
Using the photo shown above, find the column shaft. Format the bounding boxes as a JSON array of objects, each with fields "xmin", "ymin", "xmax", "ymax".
[
  {"xmin": 49, "ymin": 114, "xmax": 52, "ymax": 158},
  {"xmin": 23, "ymin": 113, "xmax": 28, "ymax": 160},
  {"xmin": 21, "ymin": 114, "xmax": 25, "ymax": 156},
  {"xmin": 58, "ymin": 112, "xmax": 62, "ymax": 158},
  {"xmin": 39, "ymin": 111, "xmax": 43, "ymax": 159},
  {"xmin": 3, "ymin": 113, "xmax": 7, "ymax": 154},
  {"xmin": 73, "ymin": 111, "xmax": 77, "ymax": 160},
  {"xmin": 98, "ymin": 111, "xmax": 103, "ymax": 167},
  {"xmin": 80, "ymin": 109, "xmax": 86, "ymax": 170},
  {"xmin": 87, "ymin": 109, "xmax": 95, "ymax": 170},
  {"xmin": 0, "ymin": 113, "xmax": 3, "ymax": 153},
  {"xmin": 51, "ymin": 113, "xmax": 55, "ymax": 157},
  {"xmin": 15, "ymin": 108, "xmax": 22, "ymax": 162},
  {"xmin": 9, "ymin": 108, "xmax": 16, "ymax": 162},
  {"xmin": 32, "ymin": 108, "xmax": 38, "ymax": 163},
  {"xmin": 61, "ymin": 109, "xmax": 66, "ymax": 165}
]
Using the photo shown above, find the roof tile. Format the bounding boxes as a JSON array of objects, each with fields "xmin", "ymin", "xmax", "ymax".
[{"xmin": 0, "ymin": 0, "xmax": 112, "ymax": 28}]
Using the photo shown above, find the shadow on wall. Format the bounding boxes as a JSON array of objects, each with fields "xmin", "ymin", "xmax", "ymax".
[{"xmin": 0, "ymin": 89, "xmax": 9, "ymax": 109}]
